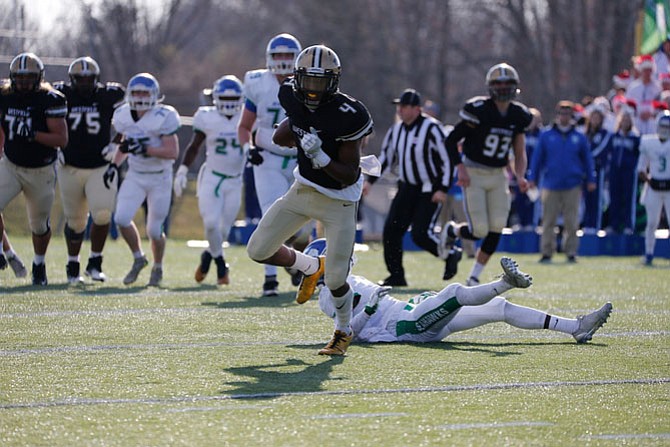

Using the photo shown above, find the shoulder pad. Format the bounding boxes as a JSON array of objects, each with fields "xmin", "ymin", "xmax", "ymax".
[
  {"xmin": 244, "ymin": 69, "xmax": 266, "ymax": 83},
  {"xmin": 105, "ymin": 82, "xmax": 125, "ymax": 92},
  {"xmin": 464, "ymin": 96, "xmax": 489, "ymax": 108}
]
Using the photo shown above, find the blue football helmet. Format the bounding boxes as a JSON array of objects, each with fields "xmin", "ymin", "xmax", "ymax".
[
  {"xmin": 266, "ymin": 33, "xmax": 302, "ymax": 75},
  {"xmin": 212, "ymin": 75, "xmax": 243, "ymax": 116},
  {"xmin": 126, "ymin": 73, "xmax": 162, "ymax": 111},
  {"xmin": 657, "ymin": 110, "xmax": 670, "ymax": 140},
  {"xmin": 303, "ymin": 238, "xmax": 356, "ymax": 287}
]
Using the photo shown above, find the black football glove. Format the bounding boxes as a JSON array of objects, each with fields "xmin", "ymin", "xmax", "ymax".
[
  {"xmin": 247, "ymin": 147, "xmax": 264, "ymax": 166},
  {"xmin": 103, "ymin": 164, "xmax": 119, "ymax": 190},
  {"xmin": 119, "ymin": 139, "xmax": 147, "ymax": 155}
]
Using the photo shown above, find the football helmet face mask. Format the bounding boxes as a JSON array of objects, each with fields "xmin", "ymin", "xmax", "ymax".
[
  {"xmin": 266, "ymin": 33, "xmax": 302, "ymax": 75},
  {"xmin": 294, "ymin": 45, "xmax": 341, "ymax": 110},
  {"xmin": 68, "ymin": 56, "xmax": 100, "ymax": 96},
  {"xmin": 126, "ymin": 73, "xmax": 162, "ymax": 111},
  {"xmin": 9, "ymin": 52, "xmax": 44, "ymax": 93},
  {"xmin": 486, "ymin": 62, "xmax": 520, "ymax": 102},
  {"xmin": 656, "ymin": 111, "xmax": 670, "ymax": 140},
  {"xmin": 211, "ymin": 75, "xmax": 243, "ymax": 117}
]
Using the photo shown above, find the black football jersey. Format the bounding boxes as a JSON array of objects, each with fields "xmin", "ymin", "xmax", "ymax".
[
  {"xmin": 447, "ymin": 96, "xmax": 532, "ymax": 168},
  {"xmin": 0, "ymin": 85, "xmax": 67, "ymax": 167},
  {"xmin": 278, "ymin": 79, "xmax": 373, "ymax": 190},
  {"xmin": 53, "ymin": 82, "xmax": 125, "ymax": 168}
]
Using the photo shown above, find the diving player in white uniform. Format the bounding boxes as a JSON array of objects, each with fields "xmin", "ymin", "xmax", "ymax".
[
  {"xmin": 238, "ymin": 33, "xmax": 311, "ymax": 296},
  {"xmin": 173, "ymin": 75, "xmax": 245, "ymax": 285},
  {"xmin": 637, "ymin": 110, "xmax": 670, "ymax": 266},
  {"xmin": 107, "ymin": 73, "xmax": 180, "ymax": 286},
  {"xmin": 307, "ymin": 239, "xmax": 613, "ymax": 345}
]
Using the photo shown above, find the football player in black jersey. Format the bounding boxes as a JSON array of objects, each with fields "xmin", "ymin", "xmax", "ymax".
[
  {"xmin": 0, "ymin": 52, "xmax": 68, "ymax": 286},
  {"xmin": 444, "ymin": 63, "xmax": 532, "ymax": 286},
  {"xmin": 247, "ymin": 45, "xmax": 374, "ymax": 356},
  {"xmin": 54, "ymin": 57, "xmax": 125, "ymax": 284}
]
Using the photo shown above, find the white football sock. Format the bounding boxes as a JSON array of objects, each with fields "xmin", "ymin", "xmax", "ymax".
[
  {"xmin": 456, "ymin": 279, "xmax": 511, "ymax": 306},
  {"xmin": 290, "ymin": 250, "xmax": 320, "ymax": 275},
  {"xmin": 468, "ymin": 261, "xmax": 485, "ymax": 281},
  {"xmin": 206, "ymin": 227, "xmax": 223, "ymax": 258},
  {"xmin": 331, "ymin": 288, "xmax": 353, "ymax": 333},
  {"xmin": 503, "ymin": 301, "xmax": 578, "ymax": 333}
]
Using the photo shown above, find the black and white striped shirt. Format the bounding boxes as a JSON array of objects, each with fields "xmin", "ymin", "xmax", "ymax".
[{"xmin": 371, "ymin": 114, "xmax": 451, "ymax": 192}]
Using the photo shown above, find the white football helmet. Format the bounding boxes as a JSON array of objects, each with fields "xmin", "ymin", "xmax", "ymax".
[
  {"xmin": 266, "ymin": 33, "xmax": 302, "ymax": 75},
  {"xmin": 126, "ymin": 73, "xmax": 163, "ymax": 111},
  {"xmin": 656, "ymin": 110, "xmax": 670, "ymax": 140},
  {"xmin": 212, "ymin": 75, "xmax": 243, "ymax": 116},
  {"xmin": 293, "ymin": 45, "xmax": 341, "ymax": 110},
  {"xmin": 9, "ymin": 52, "xmax": 44, "ymax": 92},
  {"xmin": 486, "ymin": 62, "xmax": 520, "ymax": 102}
]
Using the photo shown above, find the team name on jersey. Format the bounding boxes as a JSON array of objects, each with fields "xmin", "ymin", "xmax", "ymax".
[
  {"xmin": 6, "ymin": 107, "xmax": 30, "ymax": 117},
  {"xmin": 291, "ymin": 124, "xmax": 309, "ymax": 138},
  {"xmin": 490, "ymin": 127, "xmax": 513, "ymax": 137},
  {"xmin": 70, "ymin": 105, "xmax": 98, "ymax": 113}
]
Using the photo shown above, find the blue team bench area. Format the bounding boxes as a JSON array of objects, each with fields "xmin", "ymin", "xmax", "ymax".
[
  {"xmin": 226, "ymin": 223, "xmax": 670, "ymax": 258},
  {"xmin": 404, "ymin": 228, "xmax": 670, "ymax": 258}
]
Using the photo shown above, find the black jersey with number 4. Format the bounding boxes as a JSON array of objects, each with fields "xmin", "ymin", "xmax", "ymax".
[
  {"xmin": 0, "ymin": 84, "xmax": 67, "ymax": 168},
  {"xmin": 53, "ymin": 82, "xmax": 125, "ymax": 168},
  {"xmin": 278, "ymin": 79, "xmax": 373, "ymax": 190},
  {"xmin": 447, "ymin": 96, "xmax": 532, "ymax": 168}
]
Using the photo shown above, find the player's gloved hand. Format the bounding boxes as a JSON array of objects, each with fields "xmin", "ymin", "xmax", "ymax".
[
  {"xmin": 103, "ymin": 163, "xmax": 119, "ymax": 190},
  {"xmin": 173, "ymin": 164, "xmax": 188, "ymax": 198},
  {"xmin": 365, "ymin": 286, "xmax": 391, "ymax": 316},
  {"xmin": 119, "ymin": 139, "xmax": 147, "ymax": 155},
  {"xmin": 101, "ymin": 143, "xmax": 118, "ymax": 162},
  {"xmin": 245, "ymin": 143, "xmax": 264, "ymax": 166},
  {"xmin": 300, "ymin": 127, "xmax": 331, "ymax": 169},
  {"xmin": 17, "ymin": 121, "xmax": 35, "ymax": 141}
]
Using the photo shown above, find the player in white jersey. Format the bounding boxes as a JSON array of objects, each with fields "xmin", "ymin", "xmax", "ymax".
[
  {"xmin": 637, "ymin": 111, "xmax": 670, "ymax": 266},
  {"xmin": 173, "ymin": 76, "xmax": 245, "ymax": 285},
  {"xmin": 238, "ymin": 33, "xmax": 310, "ymax": 296},
  {"xmin": 106, "ymin": 73, "xmax": 180, "ymax": 286},
  {"xmin": 306, "ymin": 240, "xmax": 612, "ymax": 345}
]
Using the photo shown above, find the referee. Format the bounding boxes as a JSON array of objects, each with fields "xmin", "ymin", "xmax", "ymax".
[{"xmin": 364, "ymin": 88, "xmax": 456, "ymax": 286}]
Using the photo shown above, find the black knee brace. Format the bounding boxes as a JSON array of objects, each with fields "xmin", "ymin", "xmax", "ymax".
[
  {"xmin": 480, "ymin": 232, "xmax": 501, "ymax": 255},
  {"xmin": 64, "ymin": 224, "xmax": 85, "ymax": 243}
]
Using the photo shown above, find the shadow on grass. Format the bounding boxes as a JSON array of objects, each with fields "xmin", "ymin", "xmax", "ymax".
[
  {"xmin": 221, "ymin": 356, "xmax": 345, "ymax": 399},
  {"xmin": 202, "ymin": 291, "xmax": 296, "ymax": 308}
]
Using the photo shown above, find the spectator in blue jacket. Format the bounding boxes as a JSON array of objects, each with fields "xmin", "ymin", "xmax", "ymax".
[{"xmin": 528, "ymin": 101, "xmax": 596, "ymax": 263}]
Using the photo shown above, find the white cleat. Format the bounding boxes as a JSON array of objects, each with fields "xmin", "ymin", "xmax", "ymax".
[
  {"xmin": 500, "ymin": 257, "xmax": 532, "ymax": 288},
  {"xmin": 572, "ymin": 303, "xmax": 613, "ymax": 343},
  {"xmin": 7, "ymin": 255, "xmax": 28, "ymax": 278}
]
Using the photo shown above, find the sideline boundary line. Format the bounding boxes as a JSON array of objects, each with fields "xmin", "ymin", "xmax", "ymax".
[{"xmin": 1, "ymin": 378, "xmax": 667, "ymax": 410}]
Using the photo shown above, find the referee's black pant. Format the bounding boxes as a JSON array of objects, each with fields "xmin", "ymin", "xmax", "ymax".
[{"xmin": 382, "ymin": 181, "xmax": 442, "ymax": 280}]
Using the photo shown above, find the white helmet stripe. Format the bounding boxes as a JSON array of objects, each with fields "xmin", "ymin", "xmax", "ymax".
[{"xmin": 314, "ymin": 46, "xmax": 322, "ymax": 68}]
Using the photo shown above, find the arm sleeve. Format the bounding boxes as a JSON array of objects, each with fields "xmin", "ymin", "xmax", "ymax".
[
  {"xmin": 350, "ymin": 312, "xmax": 372, "ymax": 336},
  {"xmin": 444, "ymin": 120, "xmax": 468, "ymax": 167}
]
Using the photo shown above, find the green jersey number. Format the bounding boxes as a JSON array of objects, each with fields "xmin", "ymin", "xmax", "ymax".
[{"xmin": 215, "ymin": 137, "xmax": 242, "ymax": 155}]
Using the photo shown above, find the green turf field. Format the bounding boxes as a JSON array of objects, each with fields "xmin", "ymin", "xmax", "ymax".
[{"xmin": 0, "ymin": 236, "xmax": 668, "ymax": 446}]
